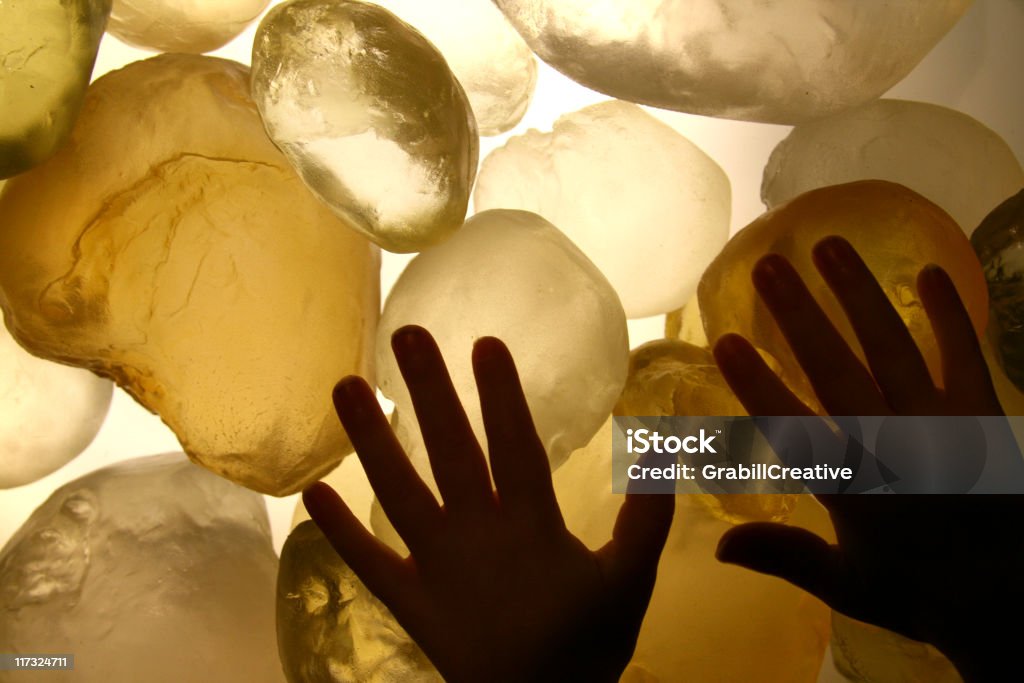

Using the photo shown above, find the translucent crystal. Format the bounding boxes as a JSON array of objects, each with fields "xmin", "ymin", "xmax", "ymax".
[
  {"xmin": 492, "ymin": 0, "xmax": 971, "ymax": 124},
  {"xmin": 251, "ymin": 0, "xmax": 479, "ymax": 253},
  {"xmin": 108, "ymin": 0, "xmax": 269, "ymax": 53},
  {"xmin": 0, "ymin": 55, "xmax": 380, "ymax": 496},
  {"xmin": 699, "ymin": 181, "xmax": 989, "ymax": 402},
  {"xmin": 830, "ymin": 612, "xmax": 960, "ymax": 683},
  {"xmin": 0, "ymin": 0, "xmax": 110, "ymax": 178},
  {"xmin": 364, "ymin": 0, "xmax": 536, "ymax": 136},
  {"xmin": 763, "ymin": 99, "xmax": 1024, "ymax": 235},
  {"xmin": 277, "ymin": 521, "xmax": 441, "ymax": 683},
  {"xmin": 1, "ymin": 317, "xmax": 112, "ymax": 488},
  {"xmin": 665, "ymin": 294, "xmax": 708, "ymax": 348},
  {"xmin": 378, "ymin": 209, "xmax": 628, "ymax": 469},
  {"xmin": 474, "ymin": 101, "xmax": 730, "ymax": 318},
  {"xmin": 0, "ymin": 453, "xmax": 285, "ymax": 683}
]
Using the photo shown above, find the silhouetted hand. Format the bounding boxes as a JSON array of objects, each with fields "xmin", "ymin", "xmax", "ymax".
[
  {"xmin": 712, "ymin": 236, "xmax": 1022, "ymax": 682},
  {"xmin": 304, "ymin": 325, "xmax": 674, "ymax": 683}
]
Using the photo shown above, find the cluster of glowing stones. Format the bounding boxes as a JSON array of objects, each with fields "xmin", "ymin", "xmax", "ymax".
[
  {"xmin": 277, "ymin": 521, "xmax": 442, "ymax": 683},
  {"xmin": 1, "ymin": 318, "xmax": 113, "ymax": 488},
  {"xmin": 251, "ymin": 0, "xmax": 478, "ymax": 253},
  {"xmin": 492, "ymin": 0, "xmax": 972, "ymax": 124},
  {"xmin": 107, "ymin": 0, "xmax": 270, "ymax": 53},
  {"xmin": 830, "ymin": 612, "xmax": 959, "ymax": 683},
  {"xmin": 0, "ymin": 0, "xmax": 110, "ymax": 178},
  {"xmin": 475, "ymin": 101, "xmax": 730, "ymax": 318},
  {"xmin": 366, "ymin": 0, "xmax": 537, "ymax": 136},
  {"xmin": 0, "ymin": 454, "xmax": 285, "ymax": 683},
  {"xmin": 0, "ymin": 54, "xmax": 380, "ymax": 496},
  {"xmin": 699, "ymin": 181, "xmax": 989, "ymax": 404},
  {"xmin": 763, "ymin": 99, "xmax": 1024, "ymax": 235},
  {"xmin": 377, "ymin": 209, "xmax": 628, "ymax": 470}
]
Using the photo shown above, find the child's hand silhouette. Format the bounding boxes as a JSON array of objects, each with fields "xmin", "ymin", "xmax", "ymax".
[{"xmin": 304, "ymin": 325, "xmax": 674, "ymax": 683}]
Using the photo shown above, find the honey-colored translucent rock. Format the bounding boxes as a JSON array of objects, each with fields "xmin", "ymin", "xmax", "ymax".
[
  {"xmin": 251, "ymin": 0, "xmax": 479, "ymax": 253},
  {"xmin": 377, "ymin": 209, "xmax": 628, "ymax": 470},
  {"xmin": 763, "ymin": 100, "xmax": 1024, "ymax": 235},
  {"xmin": 830, "ymin": 612, "xmax": 960, "ymax": 683},
  {"xmin": 0, "ymin": 453, "xmax": 285, "ymax": 683},
  {"xmin": 474, "ymin": 101, "xmax": 730, "ymax": 318},
  {"xmin": 0, "ymin": 0, "xmax": 110, "ymax": 178},
  {"xmin": 278, "ymin": 521, "xmax": 442, "ymax": 683},
  {"xmin": 699, "ymin": 181, "xmax": 989, "ymax": 401},
  {"xmin": 492, "ymin": 0, "xmax": 971, "ymax": 124},
  {"xmin": 363, "ymin": 0, "xmax": 536, "ymax": 136},
  {"xmin": 108, "ymin": 0, "xmax": 270, "ymax": 53},
  {"xmin": 0, "ymin": 54, "xmax": 380, "ymax": 496},
  {"xmin": 1, "ymin": 317, "xmax": 113, "ymax": 488}
]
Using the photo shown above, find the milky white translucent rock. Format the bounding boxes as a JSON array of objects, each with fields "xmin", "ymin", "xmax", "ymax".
[
  {"xmin": 493, "ymin": 0, "xmax": 971, "ymax": 124},
  {"xmin": 108, "ymin": 0, "xmax": 269, "ymax": 53},
  {"xmin": 475, "ymin": 101, "xmax": 730, "ymax": 318},
  {"xmin": 763, "ymin": 99, "xmax": 1024, "ymax": 235},
  {"xmin": 0, "ymin": 55, "xmax": 380, "ymax": 496},
  {"xmin": 278, "ymin": 521, "xmax": 441, "ymax": 683},
  {"xmin": 251, "ymin": 0, "xmax": 478, "ymax": 253},
  {"xmin": 0, "ymin": 0, "xmax": 110, "ymax": 178},
  {"xmin": 365, "ymin": 0, "xmax": 536, "ymax": 135},
  {"xmin": 378, "ymin": 209, "xmax": 628, "ymax": 469},
  {"xmin": 0, "ymin": 453, "xmax": 285, "ymax": 683},
  {"xmin": 1, "ymin": 318, "xmax": 112, "ymax": 488}
]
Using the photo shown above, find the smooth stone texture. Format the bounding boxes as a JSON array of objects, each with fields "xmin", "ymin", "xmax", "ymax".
[
  {"xmin": 377, "ymin": 209, "xmax": 628, "ymax": 470},
  {"xmin": 665, "ymin": 294, "xmax": 708, "ymax": 348},
  {"xmin": 108, "ymin": 0, "xmax": 270, "ymax": 53},
  {"xmin": 474, "ymin": 101, "xmax": 730, "ymax": 318},
  {"xmin": 277, "ymin": 521, "xmax": 441, "ymax": 683},
  {"xmin": 1, "ymin": 317, "xmax": 113, "ymax": 488},
  {"xmin": 0, "ymin": 453, "xmax": 285, "ymax": 683},
  {"xmin": 699, "ymin": 181, "xmax": 989, "ymax": 403},
  {"xmin": 252, "ymin": 0, "xmax": 478, "ymax": 253},
  {"xmin": 493, "ymin": 0, "xmax": 971, "ymax": 124},
  {"xmin": 0, "ymin": 0, "xmax": 110, "ymax": 178},
  {"xmin": 0, "ymin": 55, "xmax": 380, "ymax": 496},
  {"xmin": 830, "ymin": 612, "xmax": 960, "ymax": 683},
  {"xmin": 366, "ymin": 0, "xmax": 536, "ymax": 136},
  {"xmin": 762, "ymin": 99, "xmax": 1024, "ymax": 235}
]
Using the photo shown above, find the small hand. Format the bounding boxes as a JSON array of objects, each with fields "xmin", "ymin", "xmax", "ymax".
[
  {"xmin": 304, "ymin": 325, "xmax": 674, "ymax": 683},
  {"xmin": 712, "ymin": 236, "xmax": 1021, "ymax": 682}
]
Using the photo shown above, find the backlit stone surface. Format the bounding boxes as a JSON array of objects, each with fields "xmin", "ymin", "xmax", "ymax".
[
  {"xmin": 0, "ymin": 453, "xmax": 285, "ymax": 683},
  {"xmin": 474, "ymin": 101, "xmax": 730, "ymax": 318},
  {"xmin": 830, "ymin": 612, "xmax": 960, "ymax": 683},
  {"xmin": 492, "ymin": 0, "xmax": 971, "ymax": 124},
  {"xmin": 108, "ymin": 0, "xmax": 269, "ymax": 53},
  {"xmin": 763, "ymin": 100, "xmax": 1024, "ymax": 234},
  {"xmin": 0, "ymin": 54, "xmax": 380, "ymax": 496},
  {"xmin": 0, "ymin": 0, "xmax": 110, "ymax": 178},
  {"xmin": 252, "ymin": 0, "xmax": 478, "ymax": 253}
]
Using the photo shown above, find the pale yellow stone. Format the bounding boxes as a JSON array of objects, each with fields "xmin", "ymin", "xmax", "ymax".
[
  {"xmin": 0, "ymin": 54, "xmax": 380, "ymax": 496},
  {"xmin": 108, "ymin": 0, "xmax": 269, "ymax": 53},
  {"xmin": 251, "ymin": 0, "xmax": 478, "ymax": 253},
  {"xmin": 0, "ymin": 0, "xmax": 110, "ymax": 178},
  {"xmin": 665, "ymin": 294, "xmax": 708, "ymax": 347},
  {"xmin": 831, "ymin": 612, "xmax": 960, "ymax": 683}
]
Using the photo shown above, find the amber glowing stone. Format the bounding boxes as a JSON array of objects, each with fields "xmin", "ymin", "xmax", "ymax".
[
  {"xmin": 0, "ymin": 54, "xmax": 380, "ymax": 496},
  {"xmin": 699, "ymin": 181, "xmax": 989, "ymax": 401}
]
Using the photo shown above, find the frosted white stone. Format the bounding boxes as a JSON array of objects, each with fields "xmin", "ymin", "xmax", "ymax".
[
  {"xmin": 475, "ymin": 101, "xmax": 730, "ymax": 318},
  {"xmin": 493, "ymin": 0, "xmax": 972, "ymax": 124},
  {"xmin": 108, "ymin": 0, "xmax": 270, "ymax": 53},
  {"xmin": 377, "ymin": 209, "xmax": 628, "ymax": 469},
  {"xmin": 763, "ymin": 99, "xmax": 1024, "ymax": 234},
  {"xmin": 0, "ymin": 453, "xmax": 285, "ymax": 683}
]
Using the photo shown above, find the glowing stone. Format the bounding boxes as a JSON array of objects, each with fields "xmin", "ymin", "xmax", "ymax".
[
  {"xmin": 1, "ymin": 318, "xmax": 112, "ymax": 488},
  {"xmin": 251, "ymin": 0, "xmax": 478, "ymax": 253},
  {"xmin": 0, "ymin": 0, "xmax": 110, "ymax": 179},
  {"xmin": 699, "ymin": 181, "xmax": 989, "ymax": 402},
  {"xmin": 108, "ymin": 0, "xmax": 270, "ymax": 53},
  {"xmin": 492, "ymin": 0, "xmax": 971, "ymax": 124},
  {"xmin": 763, "ymin": 100, "xmax": 1024, "ymax": 234},
  {"xmin": 364, "ymin": 0, "xmax": 536, "ymax": 136},
  {"xmin": 0, "ymin": 453, "xmax": 285, "ymax": 683},
  {"xmin": 378, "ymin": 209, "xmax": 628, "ymax": 469},
  {"xmin": 277, "ymin": 521, "xmax": 441, "ymax": 683},
  {"xmin": 0, "ymin": 54, "xmax": 380, "ymax": 496},
  {"xmin": 474, "ymin": 101, "xmax": 730, "ymax": 318},
  {"xmin": 830, "ymin": 613, "xmax": 959, "ymax": 683}
]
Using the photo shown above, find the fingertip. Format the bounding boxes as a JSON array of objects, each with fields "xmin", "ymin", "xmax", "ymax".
[
  {"xmin": 303, "ymin": 481, "xmax": 340, "ymax": 520},
  {"xmin": 751, "ymin": 253, "xmax": 794, "ymax": 292},
  {"xmin": 811, "ymin": 235, "xmax": 859, "ymax": 275},
  {"xmin": 332, "ymin": 375, "xmax": 374, "ymax": 416},
  {"xmin": 391, "ymin": 324, "xmax": 430, "ymax": 351},
  {"xmin": 471, "ymin": 335, "xmax": 511, "ymax": 366}
]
